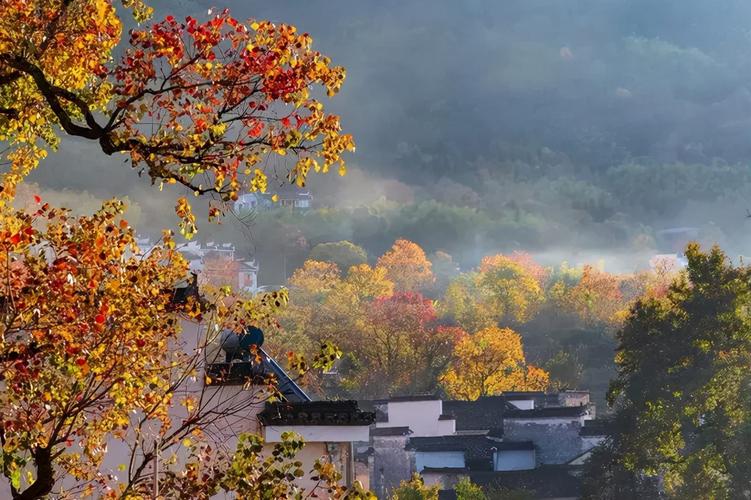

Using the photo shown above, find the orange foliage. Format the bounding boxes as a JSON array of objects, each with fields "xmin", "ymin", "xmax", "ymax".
[{"xmin": 376, "ymin": 239, "xmax": 434, "ymax": 291}]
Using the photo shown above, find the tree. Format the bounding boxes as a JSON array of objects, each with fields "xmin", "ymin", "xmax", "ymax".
[
  {"xmin": 442, "ymin": 256, "xmax": 544, "ymax": 332},
  {"xmin": 390, "ymin": 474, "xmax": 439, "ymax": 500},
  {"xmin": 477, "ymin": 254, "xmax": 544, "ymax": 324},
  {"xmin": 454, "ymin": 477, "xmax": 486, "ymax": 500},
  {"xmin": 480, "ymin": 252, "xmax": 548, "ymax": 286},
  {"xmin": 344, "ymin": 263, "xmax": 394, "ymax": 300},
  {"xmin": 583, "ymin": 244, "xmax": 751, "ymax": 498},
  {"xmin": 0, "ymin": 198, "xmax": 343, "ymax": 498},
  {"xmin": 0, "ymin": 2, "xmax": 354, "ymax": 235},
  {"xmin": 484, "ymin": 486, "xmax": 534, "ymax": 500},
  {"xmin": 426, "ymin": 250, "xmax": 460, "ymax": 297},
  {"xmin": 348, "ymin": 292, "xmax": 463, "ymax": 398},
  {"xmin": 376, "ymin": 239, "xmax": 434, "ymax": 292},
  {"xmin": 0, "ymin": 2, "xmax": 367, "ymax": 497},
  {"xmin": 308, "ymin": 241, "xmax": 368, "ymax": 273},
  {"xmin": 544, "ymin": 350, "xmax": 584, "ymax": 391},
  {"xmin": 286, "ymin": 259, "xmax": 342, "ymax": 305},
  {"xmin": 561, "ymin": 265, "xmax": 625, "ymax": 326},
  {"xmin": 441, "ymin": 272, "xmax": 498, "ymax": 333},
  {"xmin": 441, "ymin": 326, "xmax": 549, "ymax": 400},
  {"xmin": 160, "ymin": 432, "xmax": 375, "ymax": 499}
]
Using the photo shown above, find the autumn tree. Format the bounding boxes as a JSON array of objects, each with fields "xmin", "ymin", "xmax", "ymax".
[
  {"xmin": 560, "ymin": 265, "xmax": 625, "ymax": 326},
  {"xmin": 441, "ymin": 326, "xmax": 549, "ymax": 400},
  {"xmin": 442, "ymin": 255, "xmax": 544, "ymax": 331},
  {"xmin": 583, "ymin": 245, "xmax": 751, "ymax": 499},
  {"xmin": 0, "ymin": 199, "xmax": 349, "ymax": 498},
  {"xmin": 348, "ymin": 292, "xmax": 464, "ymax": 398},
  {"xmin": 0, "ymin": 1, "xmax": 354, "ymax": 235},
  {"xmin": 481, "ymin": 251, "xmax": 548, "ymax": 286},
  {"xmin": 442, "ymin": 272, "xmax": 498, "ymax": 332},
  {"xmin": 390, "ymin": 474, "xmax": 439, "ymax": 500},
  {"xmin": 0, "ymin": 1, "xmax": 366, "ymax": 498},
  {"xmin": 376, "ymin": 239, "xmax": 434, "ymax": 292},
  {"xmin": 454, "ymin": 477, "xmax": 486, "ymax": 500},
  {"xmin": 308, "ymin": 240, "xmax": 368, "ymax": 273}
]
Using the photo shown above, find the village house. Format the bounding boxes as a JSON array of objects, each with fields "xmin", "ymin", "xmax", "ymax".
[
  {"xmin": 361, "ymin": 391, "xmax": 607, "ymax": 499},
  {"xmin": 233, "ymin": 185, "xmax": 313, "ymax": 214}
]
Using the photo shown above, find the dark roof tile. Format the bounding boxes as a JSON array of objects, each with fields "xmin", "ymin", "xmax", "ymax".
[
  {"xmin": 407, "ymin": 435, "xmax": 524, "ymax": 462},
  {"xmin": 372, "ymin": 426, "xmax": 413, "ymax": 437},
  {"xmin": 443, "ymin": 396, "xmax": 513, "ymax": 431},
  {"xmin": 258, "ymin": 400, "xmax": 375, "ymax": 426},
  {"xmin": 469, "ymin": 466, "xmax": 582, "ymax": 498},
  {"xmin": 504, "ymin": 406, "xmax": 589, "ymax": 419}
]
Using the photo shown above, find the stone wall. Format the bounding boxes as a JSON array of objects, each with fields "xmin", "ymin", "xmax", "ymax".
[
  {"xmin": 370, "ymin": 435, "xmax": 413, "ymax": 498},
  {"xmin": 503, "ymin": 421, "xmax": 583, "ymax": 464}
]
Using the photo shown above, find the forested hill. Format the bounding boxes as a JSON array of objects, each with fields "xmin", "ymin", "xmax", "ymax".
[{"xmin": 28, "ymin": 1, "xmax": 751, "ymax": 259}]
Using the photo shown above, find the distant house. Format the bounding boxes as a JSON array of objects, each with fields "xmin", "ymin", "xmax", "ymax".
[
  {"xmin": 180, "ymin": 242, "xmax": 261, "ymax": 293},
  {"xmin": 233, "ymin": 186, "xmax": 313, "ymax": 214},
  {"xmin": 276, "ymin": 185, "xmax": 313, "ymax": 210},
  {"xmin": 234, "ymin": 192, "xmax": 273, "ymax": 213},
  {"xmin": 362, "ymin": 391, "xmax": 601, "ymax": 499}
]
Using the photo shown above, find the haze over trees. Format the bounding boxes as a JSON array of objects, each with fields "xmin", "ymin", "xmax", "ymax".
[{"xmin": 276, "ymin": 239, "xmax": 678, "ymax": 404}]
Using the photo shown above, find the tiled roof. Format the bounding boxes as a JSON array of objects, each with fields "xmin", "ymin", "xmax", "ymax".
[
  {"xmin": 469, "ymin": 466, "xmax": 582, "ymax": 499},
  {"xmin": 502, "ymin": 391, "xmax": 545, "ymax": 400},
  {"xmin": 443, "ymin": 396, "xmax": 514, "ymax": 431},
  {"xmin": 407, "ymin": 435, "xmax": 529, "ymax": 463},
  {"xmin": 371, "ymin": 426, "xmax": 412, "ymax": 437},
  {"xmin": 504, "ymin": 405, "xmax": 589, "ymax": 419},
  {"xmin": 205, "ymin": 348, "xmax": 310, "ymax": 402},
  {"xmin": 495, "ymin": 440, "xmax": 534, "ymax": 451},
  {"xmin": 580, "ymin": 418, "xmax": 612, "ymax": 437},
  {"xmin": 422, "ymin": 467, "xmax": 470, "ymax": 474},
  {"xmin": 258, "ymin": 400, "xmax": 375, "ymax": 426}
]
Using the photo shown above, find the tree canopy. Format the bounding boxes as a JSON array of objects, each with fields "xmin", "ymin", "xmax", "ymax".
[
  {"xmin": 583, "ymin": 244, "xmax": 751, "ymax": 498},
  {"xmin": 0, "ymin": 0, "xmax": 354, "ymax": 236}
]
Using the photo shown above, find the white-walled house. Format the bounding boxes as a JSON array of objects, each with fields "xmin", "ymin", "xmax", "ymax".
[{"xmin": 366, "ymin": 391, "xmax": 603, "ymax": 498}]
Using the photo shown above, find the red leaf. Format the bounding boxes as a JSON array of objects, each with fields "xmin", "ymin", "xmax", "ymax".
[
  {"xmin": 33, "ymin": 195, "xmax": 41, "ymax": 204},
  {"xmin": 95, "ymin": 314, "xmax": 106, "ymax": 324}
]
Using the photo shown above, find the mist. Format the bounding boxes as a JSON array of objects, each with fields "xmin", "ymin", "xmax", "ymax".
[{"xmin": 26, "ymin": 0, "xmax": 751, "ymax": 282}]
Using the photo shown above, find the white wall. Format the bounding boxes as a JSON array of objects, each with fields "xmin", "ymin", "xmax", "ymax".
[
  {"xmin": 415, "ymin": 451, "xmax": 465, "ymax": 472},
  {"xmin": 378, "ymin": 400, "xmax": 454, "ymax": 437},
  {"xmin": 264, "ymin": 425, "xmax": 371, "ymax": 443},
  {"xmin": 505, "ymin": 415, "xmax": 587, "ymax": 426},
  {"xmin": 494, "ymin": 450, "xmax": 536, "ymax": 471},
  {"xmin": 508, "ymin": 399, "xmax": 535, "ymax": 410}
]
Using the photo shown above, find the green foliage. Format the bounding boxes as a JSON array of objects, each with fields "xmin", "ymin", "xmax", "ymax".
[
  {"xmin": 583, "ymin": 244, "xmax": 751, "ymax": 498},
  {"xmin": 309, "ymin": 240, "xmax": 368, "ymax": 273},
  {"xmin": 454, "ymin": 477, "xmax": 486, "ymax": 500},
  {"xmin": 544, "ymin": 350, "xmax": 584, "ymax": 391},
  {"xmin": 390, "ymin": 474, "xmax": 439, "ymax": 500}
]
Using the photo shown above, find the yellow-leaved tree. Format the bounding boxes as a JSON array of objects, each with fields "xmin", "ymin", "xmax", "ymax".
[{"xmin": 441, "ymin": 326, "xmax": 549, "ymax": 400}]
